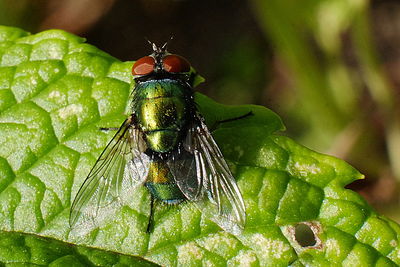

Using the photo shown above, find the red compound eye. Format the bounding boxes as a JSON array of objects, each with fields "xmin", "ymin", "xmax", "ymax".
[
  {"xmin": 132, "ymin": 56, "xmax": 155, "ymax": 76},
  {"xmin": 162, "ymin": 54, "xmax": 191, "ymax": 73}
]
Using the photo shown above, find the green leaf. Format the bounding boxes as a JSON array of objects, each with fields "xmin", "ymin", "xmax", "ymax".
[
  {"xmin": 0, "ymin": 25, "xmax": 399, "ymax": 266},
  {"xmin": 0, "ymin": 230, "xmax": 158, "ymax": 266}
]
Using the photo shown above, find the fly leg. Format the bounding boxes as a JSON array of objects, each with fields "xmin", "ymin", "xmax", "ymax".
[
  {"xmin": 146, "ymin": 196, "xmax": 155, "ymax": 233},
  {"xmin": 210, "ymin": 111, "xmax": 253, "ymax": 132},
  {"xmin": 100, "ymin": 115, "xmax": 137, "ymax": 132},
  {"xmin": 100, "ymin": 127, "xmax": 119, "ymax": 132}
]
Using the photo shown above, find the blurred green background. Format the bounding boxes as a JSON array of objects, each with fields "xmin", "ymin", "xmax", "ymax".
[{"xmin": 1, "ymin": 0, "xmax": 399, "ymax": 222}]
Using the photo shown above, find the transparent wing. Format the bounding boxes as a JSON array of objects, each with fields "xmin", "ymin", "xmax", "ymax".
[
  {"xmin": 167, "ymin": 148, "xmax": 200, "ymax": 200},
  {"xmin": 69, "ymin": 116, "xmax": 150, "ymax": 229},
  {"xmin": 169, "ymin": 114, "xmax": 246, "ymax": 233}
]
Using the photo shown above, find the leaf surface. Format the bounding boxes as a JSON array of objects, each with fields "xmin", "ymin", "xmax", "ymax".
[{"xmin": 0, "ymin": 26, "xmax": 399, "ymax": 266}]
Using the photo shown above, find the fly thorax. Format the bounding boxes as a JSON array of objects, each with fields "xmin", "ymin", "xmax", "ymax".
[
  {"xmin": 134, "ymin": 79, "xmax": 192, "ymax": 153},
  {"xmin": 145, "ymin": 130, "xmax": 180, "ymax": 153}
]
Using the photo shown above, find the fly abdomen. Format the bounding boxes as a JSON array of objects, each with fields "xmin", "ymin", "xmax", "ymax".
[{"xmin": 145, "ymin": 161, "xmax": 185, "ymax": 203}]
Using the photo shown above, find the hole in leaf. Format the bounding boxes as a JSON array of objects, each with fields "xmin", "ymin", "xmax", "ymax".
[{"xmin": 294, "ymin": 223, "xmax": 316, "ymax": 247}]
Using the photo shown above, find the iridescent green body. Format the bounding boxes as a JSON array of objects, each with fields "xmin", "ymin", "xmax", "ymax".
[
  {"xmin": 133, "ymin": 78, "xmax": 194, "ymax": 203},
  {"xmin": 70, "ymin": 47, "xmax": 246, "ymax": 232}
]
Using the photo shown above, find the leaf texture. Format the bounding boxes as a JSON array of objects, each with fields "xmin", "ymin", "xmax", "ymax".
[{"xmin": 0, "ymin": 25, "xmax": 399, "ymax": 266}]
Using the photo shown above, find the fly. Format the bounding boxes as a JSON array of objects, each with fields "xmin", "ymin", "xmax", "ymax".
[{"xmin": 70, "ymin": 42, "xmax": 247, "ymax": 234}]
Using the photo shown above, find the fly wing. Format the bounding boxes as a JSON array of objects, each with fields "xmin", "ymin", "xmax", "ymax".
[
  {"xmin": 169, "ymin": 114, "xmax": 246, "ymax": 234},
  {"xmin": 192, "ymin": 116, "xmax": 246, "ymax": 233},
  {"xmin": 167, "ymin": 148, "xmax": 200, "ymax": 200},
  {"xmin": 69, "ymin": 117, "xmax": 150, "ymax": 229}
]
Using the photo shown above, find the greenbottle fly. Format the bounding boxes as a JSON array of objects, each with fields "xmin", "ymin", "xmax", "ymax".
[{"xmin": 70, "ymin": 42, "xmax": 246, "ymax": 234}]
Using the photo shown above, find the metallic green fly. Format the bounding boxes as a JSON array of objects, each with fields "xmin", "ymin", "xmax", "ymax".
[{"xmin": 70, "ymin": 42, "xmax": 246, "ymax": 234}]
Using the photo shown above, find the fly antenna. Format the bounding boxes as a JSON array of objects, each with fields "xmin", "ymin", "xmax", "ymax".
[
  {"xmin": 152, "ymin": 42, "xmax": 158, "ymax": 52},
  {"xmin": 145, "ymin": 37, "xmax": 152, "ymax": 46},
  {"xmin": 161, "ymin": 36, "xmax": 174, "ymax": 51},
  {"xmin": 144, "ymin": 37, "xmax": 159, "ymax": 53},
  {"xmin": 145, "ymin": 37, "xmax": 174, "ymax": 55}
]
